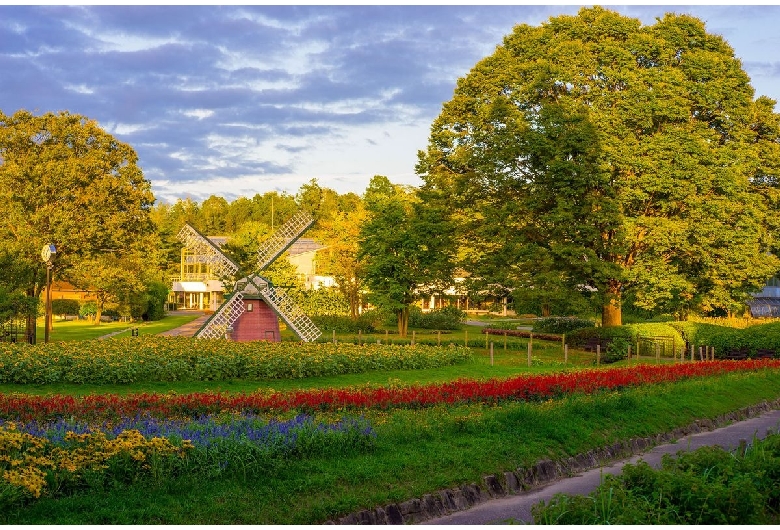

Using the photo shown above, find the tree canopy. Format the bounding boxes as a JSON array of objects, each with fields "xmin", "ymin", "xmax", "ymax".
[
  {"xmin": 0, "ymin": 110, "xmax": 157, "ymax": 334},
  {"xmin": 416, "ymin": 7, "xmax": 780, "ymax": 325},
  {"xmin": 358, "ymin": 175, "xmax": 455, "ymax": 336}
]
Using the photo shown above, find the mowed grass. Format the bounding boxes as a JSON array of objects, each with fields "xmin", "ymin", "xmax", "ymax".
[
  {"xmin": 4, "ymin": 369, "xmax": 780, "ymax": 524},
  {"xmin": 35, "ymin": 313, "xmax": 203, "ymax": 342}
]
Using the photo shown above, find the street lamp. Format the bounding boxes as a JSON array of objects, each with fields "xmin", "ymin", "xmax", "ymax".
[{"xmin": 41, "ymin": 244, "xmax": 56, "ymax": 343}]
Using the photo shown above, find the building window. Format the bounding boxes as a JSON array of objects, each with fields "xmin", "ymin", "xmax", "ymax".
[{"xmin": 246, "ymin": 303, "xmax": 253, "ymax": 312}]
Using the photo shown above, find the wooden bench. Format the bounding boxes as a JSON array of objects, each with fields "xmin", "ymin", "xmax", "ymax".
[
  {"xmin": 752, "ymin": 349, "xmax": 776, "ymax": 359},
  {"xmin": 724, "ymin": 347, "xmax": 749, "ymax": 360},
  {"xmin": 583, "ymin": 337, "xmax": 609, "ymax": 352}
]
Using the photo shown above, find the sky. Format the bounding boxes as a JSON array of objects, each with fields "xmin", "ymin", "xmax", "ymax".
[{"xmin": 2, "ymin": 5, "xmax": 780, "ymax": 204}]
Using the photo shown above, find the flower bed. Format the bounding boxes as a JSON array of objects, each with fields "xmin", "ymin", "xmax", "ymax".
[
  {"xmin": 4, "ymin": 360, "xmax": 778, "ymax": 423},
  {"xmin": 0, "ymin": 337, "xmax": 473, "ymax": 384},
  {"xmin": 0, "ymin": 412, "xmax": 375, "ymax": 507}
]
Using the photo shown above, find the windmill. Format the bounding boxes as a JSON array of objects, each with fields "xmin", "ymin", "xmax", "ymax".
[{"xmin": 177, "ymin": 211, "xmax": 322, "ymax": 342}]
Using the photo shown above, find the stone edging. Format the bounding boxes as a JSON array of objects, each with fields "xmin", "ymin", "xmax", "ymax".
[{"xmin": 325, "ymin": 398, "xmax": 780, "ymax": 525}]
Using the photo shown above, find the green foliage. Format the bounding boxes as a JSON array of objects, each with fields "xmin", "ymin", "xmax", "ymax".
[
  {"xmin": 299, "ymin": 288, "xmax": 350, "ymax": 317},
  {"xmin": 0, "ymin": 338, "xmax": 473, "ymax": 384},
  {"xmin": 0, "ymin": 288, "xmax": 38, "ymax": 323},
  {"xmin": 533, "ymin": 317, "xmax": 594, "ymax": 334},
  {"xmin": 143, "ymin": 281, "xmax": 169, "ymax": 321},
  {"xmin": 358, "ymin": 175, "xmax": 456, "ymax": 336},
  {"xmin": 533, "ymin": 436, "xmax": 780, "ymax": 524},
  {"xmin": 50, "ymin": 299, "xmax": 80, "ymax": 316},
  {"xmin": 417, "ymin": 7, "xmax": 780, "ymax": 326},
  {"xmin": 669, "ymin": 321, "xmax": 780, "ymax": 357},
  {"xmin": 79, "ymin": 302, "xmax": 97, "ymax": 319},
  {"xmin": 408, "ymin": 306, "xmax": 465, "ymax": 330},
  {"xmin": 311, "ymin": 315, "xmax": 378, "ymax": 334}
]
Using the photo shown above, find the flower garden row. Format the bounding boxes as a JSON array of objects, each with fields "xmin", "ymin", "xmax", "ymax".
[
  {"xmin": 4, "ymin": 357, "xmax": 780, "ymax": 511},
  {"xmin": 1, "ymin": 412, "xmax": 375, "ymax": 507},
  {"xmin": 0, "ymin": 337, "xmax": 473, "ymax": 384},
  {"xmin": 4, "ymin": 360, "xmax": 779, "ymax": 423}
]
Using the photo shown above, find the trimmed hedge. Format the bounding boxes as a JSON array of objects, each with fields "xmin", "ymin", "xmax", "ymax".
[
  {"xmin": 670, "ymin": 321, "xmax": 780, "ymax": 358},
  {"xmin": 532, "ymin": 317, "xmax": 594, "ymax": 334}
]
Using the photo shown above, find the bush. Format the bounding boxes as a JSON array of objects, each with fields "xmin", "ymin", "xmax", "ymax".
[
  {"xmin": 79, "ymin": 302, "xmax": 97, "ymax": 319},
  {"xmin": 533, "ymin": 435, "xmax": 780, "ymax": 524},
  {"xmin": 533, "ymin": 317, "xmax": 594, "ymax": 334},
  {"xmin": 311, "ymin": 315, "xmax": 377, "ymax": 333},
  {"xmin": 409, "ymin": 306, "xmax": 465, "ymax": 330},
  {"xmin": 669, "ymin": 321, "xmax": 780, "ymax": 358},
  {"xmin": 51, "ymin": 299, "xmax": 80, "ymax": 317}
]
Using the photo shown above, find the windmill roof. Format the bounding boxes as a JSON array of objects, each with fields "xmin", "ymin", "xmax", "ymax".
[
  {"xmin": 287, "ymin": 238, "xmax": 325, "ymax": 256},
  {"xmin": 207, "ymin": 236, "xmax": 230, "ymax": 247}
]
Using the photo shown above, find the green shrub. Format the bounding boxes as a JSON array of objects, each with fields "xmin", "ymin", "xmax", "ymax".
[
  {"xmin": 311, "ymin": 315, "xmax": 378, "ymax": 333},
  {"xmin": 533, "ymin": 317, "xmax": 593, "ymax": 334},
  {"xmin": 51, "ymin": 299, "xmax": 80, "ymax": 316},
  {"xmin": 409, "ymin": 306, "xmax": 465, "ymax": 330},
  {"xmin": 533, "ymin": 436, "xmax": 780, "ymax": 524}
]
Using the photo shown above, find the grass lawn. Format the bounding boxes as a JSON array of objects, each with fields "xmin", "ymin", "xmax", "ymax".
[{"xmin": 36, "ymin": 313, "xmax": 203, "ymax": 342}]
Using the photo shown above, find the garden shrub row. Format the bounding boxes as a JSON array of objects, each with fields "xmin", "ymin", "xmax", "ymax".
[
  {"xmin": 532, "ymin": 317, "xmax": 594, "ymax": 334},
  {"xmin": 533, "ymin": 434, "xmax": 780, "ymax": 524},
  {"xmin": 0, "ymin": 337, "xmax": 473, "ymax": 384},
  {"xmin": 669, "ymin": 321, "xmax": 780, "ymax": 358}
]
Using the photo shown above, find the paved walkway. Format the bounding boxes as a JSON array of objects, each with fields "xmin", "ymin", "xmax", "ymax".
[
  {"xmin": 158, "ymin": 311, "xmax": 209, "ymax": 337},
  {"xmin": 422, "ymin": 408, "xmax": 780, "ymax": 524}
]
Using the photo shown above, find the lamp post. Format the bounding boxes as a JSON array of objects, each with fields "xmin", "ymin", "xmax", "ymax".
[{"xmin": 41, "ymin": 244, "xmax": 56, "ymax": 343}]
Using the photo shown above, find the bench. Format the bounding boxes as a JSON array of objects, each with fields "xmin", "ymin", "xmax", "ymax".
[
  {"xmin": 752, "ymin": 349, "xmax": 776, "ymax": 360},
  {"xmin": 724, "ymin": 347, "xmax": 749, "ymax": 360}
]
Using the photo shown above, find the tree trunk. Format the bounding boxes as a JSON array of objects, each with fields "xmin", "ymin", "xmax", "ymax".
[
  {"xmin": 602, "ymin": 282, "xmax": 622, "ymax": 327},
  {"xmin": 94, "ymin": 300, "xmax": 103, "ymax": 325},
  {"xmin": 396, "ymin": 306, "xmax": 409, "ymax": 337},
  {"xmin": 541, "ymin": 303, "xmax": 551, "ymax": 317},
  {"xmin": 25, "ymin": 286, "xmax": 37, "ymax": 344}
]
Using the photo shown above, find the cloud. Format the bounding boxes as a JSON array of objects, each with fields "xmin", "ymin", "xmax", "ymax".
[{"xmin": 1, "ymin": 5, "xmax": 779, "ymax": 204}]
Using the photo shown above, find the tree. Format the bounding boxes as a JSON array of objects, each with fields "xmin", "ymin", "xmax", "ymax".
[
  {"xmin": 358, "ymin": 175, "xmax": 455, "ymax": 336},
  {"xmin": 68, "ymin": 253, "xmax": 146, "ymax": 324},
  {"xmin": 0, "ymin": 110, "xmax": 157, "ymax": 338},
  {"xmin": 416, "ymin": 7, "xmax": 780, "ymax": 326},
  {"xmin": 319, "ymin": 205, "xmax": 368, "ymax": 319}
]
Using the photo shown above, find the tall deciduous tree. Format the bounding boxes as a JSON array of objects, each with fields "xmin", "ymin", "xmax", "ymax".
[
  {"xmin": 319, "ymin": 205, "xmax": 368, "ymax": 319},
  {"xmin": 0, "ymin": 110, "xmax": 156, "ymax": 337},
  {"xmin": 417, "ymin": 7, "xmax": 780, "ymax": 326},
  {"xmin": 358, "ymin": 175, "xmax": 455, "ymax": 336}
]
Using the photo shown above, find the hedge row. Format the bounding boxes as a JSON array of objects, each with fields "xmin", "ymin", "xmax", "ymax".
[{"xmin": 0, "ymin": 337, "xmax": 473, "ymax": 384}]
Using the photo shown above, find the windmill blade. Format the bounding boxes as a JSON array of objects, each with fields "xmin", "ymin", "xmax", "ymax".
[
  {"xmin": 260, "ymin": 285, "xmax": 321, "ymax": 342},
  {"xmin": 195, "ymin": 292, "xmax": 245, "ymax": 339},
  {"xmin": 178, "ymin": 223, "xmax": 239, "ymax": 279},
  {"xmin": 256, "ymin": 211, "xmax": 315, "ymax": 271}
]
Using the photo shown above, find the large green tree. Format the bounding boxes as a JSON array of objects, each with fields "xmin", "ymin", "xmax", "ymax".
[
  {"xmin": 416, "ymin": 7, "xmax": 780, "ymax": 326},
  {"xmin": 0, "ymin": 110, "xmax": 156, "ymax": 338},
  {"xmin": 358, "ymin": 175, "xmax": 455, "ymax": 336}
]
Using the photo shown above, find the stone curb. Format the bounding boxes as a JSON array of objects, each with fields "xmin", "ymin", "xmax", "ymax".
[{"xmin": 325, "ymin": 398, "xmax": 780, "ymax": 525}]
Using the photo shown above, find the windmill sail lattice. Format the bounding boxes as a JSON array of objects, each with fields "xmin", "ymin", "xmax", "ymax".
[
  {"xmin": 195, "ymin": 292, "xmax": 244, "ymax": 339},
  {"xmin": 177, "ymin": 224, "xmax": 239, "ymax": 279},
  {"xmin": 256, "ymin": 211, "xmax": 316, "ymax": 271},
  {"xmin": 260, "ymin": 285, "xmax": 321, "ymax": 342}
]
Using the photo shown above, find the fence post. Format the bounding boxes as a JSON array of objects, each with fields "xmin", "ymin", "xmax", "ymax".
[
  {"xmin": 412, "ymin": 330, "xmax": 416, "ymax": 346},
  {"xmin": 596, "ymin": 344, "xmax": 601, "ymax": 366},
  {"xmin": 385, "ymin": 329, "xmax": 389, "ymax": 344},
  {"xmin": 562, "ymin": 333, "xmax": 566, "ymax": 356},
  {"xmin": 656, "ymin": 343, "xmax": 660, "ymax": 364},
  {"xmin": 490, "ymin": 342, "xmax": 494, "ymax": 366},
  {"xmin": 332, "ymin": 329, "xmax": 336, "ymax": 344},
  {"xmin": 712, "ymin": 347, "xmax": 715, "ymax": 360},
  {"xmin": 690, "ymin": 344, "xmax": 694, "ymax": 361},
  {"xmin": 527, "ymin": 340, "xmax": 532, "ymax": 367},
  {"xmin": 438, "ymin": 330, "xmax": 441, "ymax": 346},
  {"xmin": 564, "ymin": 344, "xmax": 568, "ymax": 364},
  {"xmin": 636, "ymin": 339, "xmax": 640, "ymax": 361},
  {"xmin": 699, "ymin": 346, "xmax": 704, "ymax": 361},
  {"xmin": 358, "ymin": 329, "xmax": 362, "ymax": 346}
]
